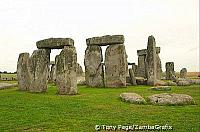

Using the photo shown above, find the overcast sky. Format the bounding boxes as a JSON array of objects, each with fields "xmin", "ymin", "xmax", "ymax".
[{"xmin": 0, "ymin": 0, "xmax": 199, "ymax": 72}]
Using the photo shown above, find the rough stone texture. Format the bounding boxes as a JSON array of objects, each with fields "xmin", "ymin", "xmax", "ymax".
[
  {"xmin": 156, "ymin": 54, "xmax": 162, "ymax": 80},
  {"xmin": 131, "ymin": 63, "xmax": 138, "ymax": 75},
  {"xmin": 137, "ymin": 55, "xmax": 146, "ymax": 78},
  {"xmin": 176, "ymin": 78, "xmax": 191, "ymax": 86},
  {"xmin": 166, "ymin": 62, "xmax": 175, "ymax": 80},
  {"xmin": 84, "ymin": 45, "xmax": 104, "ymax": 87},
  {"xmin": 135, "ymin": 77, "xmax": 147, "ymax": 85},
  {"xmin": 188, "ymin": 79, "xmax": 200, "ymax": 85},
  {"xmin": 180, "ymin": 68, "xmax": 187, "ymax": 78},
  {"xmin": 86, "ymin": 35, "xmax": 124, "ymax": 46},
  {"xmin": 147, "ymin": 93, "xmax": 195, "ymax": 105},
  {"xmin": 27, "ymin": 49, "xmax": 50, "ymax": 92},
  {"xmin": 137, "ymin": 47, "xmax": 160, "ymax": 56},
  {"xmin": 56, "ymin": 46, "xmax": 77, "ymax": 95},
  {"xmin": 129, "ymin": 68, "xmax": 137, "ymax": 85},
  {"xmin": 17, "ymin": 53, "xmax": 30, "ymax": 91},
  {"xmin": 146, "ymin": 36, "xmax": 157, "ymax": 86},
  {"xmin": 105, "ymin": 44, "xmax": 127, "ymax": 87},
  {"xmin": 166, "ymin": 81, "xmax": 177, "ymax": 86},
  {"xmin": 49, "ymin": 64, "xmax": 56, "ymax": 83},
  {"xmin": 0, "ymin": 82, "xmax": 18, "ymax": 90},
  {"xmin": 120, "ymin": 93, "xmax": 146, "ymax": 104},
  {"xmin": 155, "ymin": 80, "xmax": 167, "ymax": 86},
  {"xmin": 150, "ymin": 86, "xmax": 171, "ymax": 91},
  {"xmin": 36, "ymin": 38, "xmax": 74, "ymax": 49},
  {"xmin": 77, "ymin": 63, "xmax": 83, "ymax": 77}
]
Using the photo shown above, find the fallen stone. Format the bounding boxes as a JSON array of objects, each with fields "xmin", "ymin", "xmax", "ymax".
[
  {"xmin": 176, "ymin": 78, "xmax": 191, "ymax": 86},
  {"xmin": 135, "ymin": 77, "xmax": 147, "ymax": 85},
  {"xmin": 166, "ymin": 81, "xmax": 177, "ymax": 86},
  {"xmin": 120, "ymin": 93, "xmax": 146, "ymax": 104},
  {"xmin": 147, "ymin": 93, "xmax": 195, "ymax": 105},
  {"xmin": 150, "ymin": 86, "xmax": 171, "ymax": 91}
]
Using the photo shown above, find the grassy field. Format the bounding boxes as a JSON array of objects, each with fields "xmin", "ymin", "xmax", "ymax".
[{"xmin": 0, "ymin": 84, "xmax": 199, "ymax": 131}]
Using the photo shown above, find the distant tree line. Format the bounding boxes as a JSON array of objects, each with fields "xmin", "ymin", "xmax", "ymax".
[{"xmin": 0, "ymin": 71, "xmax": 17, "ymax": 74}]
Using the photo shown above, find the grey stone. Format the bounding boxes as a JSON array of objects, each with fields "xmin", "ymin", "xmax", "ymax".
[
  {"xmin": 27, "ymin": 49, "xmax": 50, "ymax": 92},
  {"xmin": 180, "ymin": 68, "xmax": 187, "ymax": 78},
  {"xmin": 86, "ymin": 35, "xmax": 124, "ymax": 46},
  {"xmin": 147, "ymin": 93, "xmax": 195, "ymax": 105},
  {"xmin": 49, "ymin": 64, "xmax": 56, "ymax": 83},
  {"xmin": 129, "ymin": 68, "xmax": 137, "ymax": 85},
  {"xmin": 137, "ymin": 47, "xmax": 160, "ymax": 56},
  {"xmin": 56, "ymin": 46, "xmax": 77, "ymax": 95},
  {"xmin": 188, "ymin": 79, "xmax": 200, "ymax": 85},
  {"xmin": 120, "ymin": 93, "xmax": 146, "ymax": 104},
  {"xmin": 156, "ymin": 54, "xmax": 162, "ymax": 80},
  {"xmin": 135, "ymin": 77, "xmax": 147, "ymax": 85},
  {"xmin": 176, "ymin": 78, "xmax": 191, "ymax": 86},
  {"xmin": 150, "ymin": 86, "xmax": 171, "ymax": 91},
  {"xmin": 166, "ymin": 62, "xmax": 175, "ymax": 80},
  {"xmin": 84, "ymin": 45, "xmax": 104, "ymax": 87},
  {"xmin": 137, "ymin": 55, "xmax": 147, "ymax": 78},
  {"xmin": 17, "ymin": 53, "xmax": 30, "ymax": 91},
  {"xmin": 36, "ymin": 38, "xmax": 74, "ymax": 49},
  {"xmin": 146, "ymin": 35, "xmax": 157, "ymax": 86},
  {"xmin": 77, "ymin": 63, "xmax": 83, "ymax": 77},
  {"xmin": 105, "ymin": 44, "xmax": 127, "ymax": 87},
  {"xmin": 166, "ymin": 81, "xmax": 177, "ymax": 86}
]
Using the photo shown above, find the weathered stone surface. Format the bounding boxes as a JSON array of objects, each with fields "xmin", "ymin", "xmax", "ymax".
[
  {"xmin": 188, "ymin": 79, "xmax": 200, "ymax": 85},
  {"xmin": 147, "ymin": 93, "xmax": 195, "ymax": 105},
  {"xmin": 49, "ymin": 64, "xmax": 56, "ymax": 83},
  {"xmin": 146, "ymin": 35, "xmax": 157, "ymax": 86},
  {"xmin": 176, "ymin": 78, "xmax": 191, "ymax": 86},
  {"xmin": 86, "ymin": 35, "xmax": 124, "ymax": 46},
  {"xmin": 84, "ymin": 45, "xmax": 104, "ymax": 87},
  {"xmin": 166, "ymin": 62, "xmax": 175, "ymax": 80},
  {"xmin": 155, "ymin": 80, "xmax": 167, "ymax": 86},
  {"xmin": 166, "ymin": 81, "xmax": 177, "ymax": 86},
  {"xmin": 137, "ymin": 47, "xmax": 160, "ymax": 56},
  {"xmin": 17, "ymin": 53, "xmax": 30, "ymax": 91},
  {"xmin": 137, "ymin": 55, "xmax": 146, "ymax": 78},
  {"xmin": 150, "ymin": 86, "xmax": 171, "ymax": 91},
  {"xmin": 0, "ymin": 82, "xmax": 18, "ymax": 90},
  {"xmin": 27, "ymin": 49, "xmax": 50, "ymax": 92},
  {"xmin": 180, "ymin": 68, "xmax": 187, "ymax": 78},
  {"xmin": 135, "ymin": 77, "xmax": 147, "ymax": 85},
  {"xmin": 77, "ymin": 63, "xmax": 83, "ymax": 77},
  {"xmin": 36, "ymin": 38, "xmax": 74, "ymax": 49},
  {"xmin": 56, "ymin": 46, "xmax": 77, "ymax": 95},
  {"xmin": 156, "ymin": 54, "xmax": 162, "ymax": 80},
  {"xmin": 129, "ymin": 68, "xmax": 137, "ymax": 85},
  {"xmin": 105, "ymin": 44, "xmax": 127, "ymax": 87},
  {"xmin": 120, "ymin": 93, "xmax": 146, "ymax": 104}
]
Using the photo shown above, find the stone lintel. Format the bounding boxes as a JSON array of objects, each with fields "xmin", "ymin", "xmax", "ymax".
[
  {"xmin": 86, "ymin": 35, "xmax": 124, "ymax": 46},
  {"xmin": 36, "ymin": 38, "xmax": 74, "ymax": 49},
  {"xmin": 137, "ymin": 47, "xmax": 160, "ymax": 56}
]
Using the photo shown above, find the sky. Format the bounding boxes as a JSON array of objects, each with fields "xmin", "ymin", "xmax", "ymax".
[{"xmin": 0, "ymin": 0, "xmax": 199, "ymax": 72}]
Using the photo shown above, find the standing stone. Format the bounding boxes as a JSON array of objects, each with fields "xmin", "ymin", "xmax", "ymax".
[
  {"xmin": 166, "ymin": 62, "xmax": 175, "ymax": 80},
  {"xmin": 105, "ymin": 44, "xmax": 127, "ymax": 87},
  {"xmin": 137, "ymin": 50, "xmax": 147, "ymax": 78},
  {"xmin": 84, "ymin": 45, "xmax": 104, "ymax": 87},
  {"xmin": 77, "ymin": 63, "xmax": 83, "ymax": 77},
  {"xmin": 156, "ymin": 53, "xmax": 162, "ymax": 80},
  {"xmin": 50, "ymin": 64, "xmax": 56, "ymax": 83},
  {"xmin": 56, "ymin": 46, "xmax": 77, "ymax": 95},
  {"xmin": 131, "ymin": 63, "xmax": 138, "ymax": 75},
  {"xmin": 180, "ymin": 68, "xmax": 187, "ymax": 78},
  {"xmin": 146, "ymin": 35, "xmax": 157, "ymax": 86},
  {"xmin": 27, "ymin": 49, "xmax": 50, "ymax": 92},
  {"xmin": 129, "ymin": 68, "xmax": 137, "ymax": 85},
  {"xmin": 17, "ymin": 53, "xmax": 30, "ymax": 90}
]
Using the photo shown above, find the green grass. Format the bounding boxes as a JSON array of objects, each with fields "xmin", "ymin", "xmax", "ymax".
[{"xmin": 0, "ymin": 84, "xmax": 199, "ymax": 131}]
